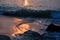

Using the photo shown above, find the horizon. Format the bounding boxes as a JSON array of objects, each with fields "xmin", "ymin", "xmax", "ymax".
[{"xmin": 0, "ymin": 0, "xmax": 60, "ymax": 10}]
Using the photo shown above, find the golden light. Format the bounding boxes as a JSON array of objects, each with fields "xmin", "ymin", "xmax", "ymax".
[
  {"xmin": 11, "ymin": 23, "xmax": 30, "ymax": 37},
  {"xmin": 23, "ymin": 0, "xmax": 32, "ymax": 7},
  {"xmin": 18, "ymin": 24, "xmax": 30, "ymax": 33}
]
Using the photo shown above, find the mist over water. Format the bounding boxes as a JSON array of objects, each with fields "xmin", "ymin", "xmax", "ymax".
[
  {"xmin": 0, "ymin": 16, "xmax": 52, "ymax": 36},
  {"xmin": 0, "ymin": 14, "xmax": 60, "ymax": 40},
  {"xmin": 0, "ymin": 15, "xmax": 60, "ymax": 36}
]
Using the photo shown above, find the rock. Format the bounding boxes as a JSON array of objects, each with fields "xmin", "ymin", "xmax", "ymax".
[
  {"xmin": 46, "ymin": 24, "xmax": 60, "ymax": 32},
  {"xmin": 0, "ymin": 35, "xmax": 11, "ymax": 40},
  {"xmin": 14, "ymin": 30, "xmax": 43, "ymax": 40}
]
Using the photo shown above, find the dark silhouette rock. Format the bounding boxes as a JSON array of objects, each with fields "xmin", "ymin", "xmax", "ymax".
[
  {"xmin": 0, "ymin": 35, "xmax": 11, "ymax": 40},
  {"xmin": 46, "ymin": 24, "xmax": 60, "ymax": 32},
  {"xmin": 23, "ymin": 30, "xmax": 42, "ymax": 40},
  {"xmin": 15, "ymin": 30, "xmax": 43, "ymax": 40}
]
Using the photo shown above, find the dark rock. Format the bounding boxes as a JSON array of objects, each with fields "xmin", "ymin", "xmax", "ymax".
[
  {"xmin": 46, "ymin": 24, "xmax": 60, "ymax": 32},
  {"xmin": 23, "ymin": 30, "xmax": 43, "ymax": 40},
  {"xmin": 15, "ymin": 30, "xmax": 43, "ymax": 40},
  {"xmin": 0, "ymin": 35, "xmax": 11, "ymax": 40}
]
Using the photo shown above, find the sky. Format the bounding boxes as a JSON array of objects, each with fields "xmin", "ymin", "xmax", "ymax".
[{"xmin": 0, "ymin": 0, "xmax": 60, "ymax": 10}]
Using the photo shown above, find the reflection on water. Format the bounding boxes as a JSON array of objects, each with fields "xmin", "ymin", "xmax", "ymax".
[
  {"xmin": 0, "ymin": 16, "xmax": 51, "ymax": 36},
  {"xmin": 0, "ymin": 16, "xmax": 60, "ymax": 40}
]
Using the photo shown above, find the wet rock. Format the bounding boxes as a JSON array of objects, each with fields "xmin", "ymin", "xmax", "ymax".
[
  {"xmin": 0, "ymin": 35, "xmax": 11, "ymax": 40},
  {"xmin": 46, "ymin": 24, "xmax": 60, "ymax": 32},
  {"xmin": 14, "ymin": 30, "xmax": 43, "ymax": 40}
]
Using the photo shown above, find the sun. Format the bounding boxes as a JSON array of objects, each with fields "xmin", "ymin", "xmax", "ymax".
[{"xmin": 23, "ymin": 0, "xmax": 32, "ymax": 7}]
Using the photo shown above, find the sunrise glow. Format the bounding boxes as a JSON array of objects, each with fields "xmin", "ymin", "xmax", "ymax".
[
  {"xmin": 23, "ymin": 0, "xmax": 32, "ymax": 7},
  {"xmin": 11, "ymin": 23, "xmax": 30, "ymax": 37}
]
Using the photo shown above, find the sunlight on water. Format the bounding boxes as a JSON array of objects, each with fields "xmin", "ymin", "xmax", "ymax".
[{"xmin": 0, "ymin": 16, "xmax": 52, "ymax": 37}]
